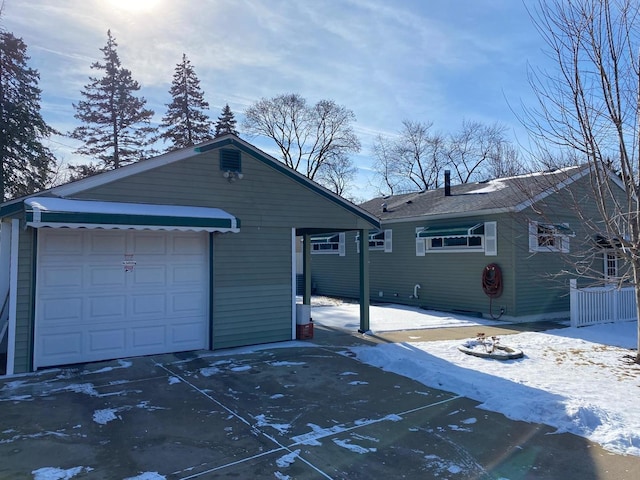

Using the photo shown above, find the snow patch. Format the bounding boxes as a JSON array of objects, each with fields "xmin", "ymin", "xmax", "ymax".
[
  {"xmin": 275, "ymin": 449, "xmax": 300, "ymax": 468},
  {"xmin": 167, "ymin": 376, "xmax": 181, "ymax": 385},
  {"xmin": 123, "ymin": 473, "xmax": 166, "ymax": 480},
  {"xmin": 32, "ymin": 466, "xmax": 92, "ymax": 480},
  {"xmin": 253, "ymin": 414, "xmax": 290, "ymax": 434},
  {"xmin": 92, "ymin": 408, "xmax": 120, "ymax": 425},
  {"xmin": 332, "ymin": 438, "xmax": 377, "ymax": 454},
  {"xmin": 230, "ymin": 365, "xmax": 251, "ymax": 372},
  {"xmin": 269, "ymin": 361, "xmax": 306, "ymax": 367},
  {"xmin": 199, "ymin": 367, "xmax": 221, "ymax": 377}
]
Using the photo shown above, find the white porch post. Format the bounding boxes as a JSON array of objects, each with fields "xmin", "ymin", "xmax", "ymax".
[{"xmin": 358, "ymin": 229, "xmax": 370, "ymax": 333}]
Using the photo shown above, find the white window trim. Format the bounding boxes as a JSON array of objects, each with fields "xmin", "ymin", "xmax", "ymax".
[
  {"xmin": 417, "ymin": 223, "xmax": 495, "ymax": 255},
  {"xmin": 311, "ymin": 232, "xmax": 345, "ymax": 256},
  {"xmin": 356, "ymin": 229, "xmax": 392, "ymax": 253},
  {"xmin": 604, "ymin": 251, "xmax": 619, "ymax": 282},
  {"xmin": 424, "ymin": 235, "xmax": 484, "ymax": 253},
  {"xmin": 416, "ymin": 227, "xmax": 425, "ymax": 256},
  {"xmin": 528, "ymin": 221, "xmax": 571, "ymax": 253}
]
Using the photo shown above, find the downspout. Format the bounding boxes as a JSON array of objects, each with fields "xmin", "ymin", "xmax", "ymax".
[{"xmin": 413, "ymin": 284, "xmax": 421, "ymax": 299}]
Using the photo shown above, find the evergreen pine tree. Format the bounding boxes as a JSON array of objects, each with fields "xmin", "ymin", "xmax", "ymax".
[
  {"xmin": 70, "ymin": 30, "xmax": 155, "ymax": 172},
  {"xmin": 0, "ymin": 30, "xmax": 57, "ymax": 202},
  {"xmin": 214, "ymin": 104, "xmax": 239, "ymax": 137},
  {"xmin": 159, "ymin": 53, "xmax": 212, "ymax": 151}
]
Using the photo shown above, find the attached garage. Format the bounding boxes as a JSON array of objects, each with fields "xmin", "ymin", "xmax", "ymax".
[
  {"xmin": 0, "ymin": 135, "xmax": 379, "ymax": 374},
  {"xmin": 35, "ymin": 229, "xmax": 209, "ymax": 368},
  {"xmin": 24, "ymin": 196, "xmax": 238, "ymax": 369}
]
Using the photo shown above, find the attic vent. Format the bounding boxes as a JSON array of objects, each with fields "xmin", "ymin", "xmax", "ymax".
[
  {"xmin": 406, "ymin": 200, "xmax": 413, "ymax": 204},
  {"xmin": 220, "ymin": 149, "xmax": 241, "ymax": 172}
]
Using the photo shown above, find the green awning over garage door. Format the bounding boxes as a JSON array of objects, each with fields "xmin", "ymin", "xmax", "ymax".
[{"xmin": 24, "ymin": 197, "xmax": 240, "ymax": 232}]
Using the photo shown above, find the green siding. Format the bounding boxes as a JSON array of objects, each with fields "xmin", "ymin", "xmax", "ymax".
[
  {"xmin": 312, "ymin": 215, "xmax": 517, "ymax": 317},
  {"xmin": 213, "ymin": 227, "xmax": 292, "ymax": 349},
  {"xmin": 14, "ymin": 226, "xmax": 34, "ymax": 373},
  {"xmin": 73, "ymin": 150, "xmax": 373, "ymax": 230},
  {"xmin": 313, "ymin": 172, "xmax": 630, "ymax": 321},
  {"xmin": 62, "ymin": 147, "xmax": 375, "ymax": 353}
]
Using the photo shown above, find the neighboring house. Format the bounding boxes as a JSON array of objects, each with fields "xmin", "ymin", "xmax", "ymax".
[
  {"xmin": 311, "ymin": 166, "xmax": 626, "ymax": 322},
  {"xmin": 0, "ymin": 135, "xmax": 379, "ymax": 374}
]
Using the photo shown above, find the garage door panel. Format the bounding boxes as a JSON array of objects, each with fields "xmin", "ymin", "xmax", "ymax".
[
  {"xmin": 40, "ymin": 231, "xmax": 83, "ymax": 254},
  {"xmin": 41, "ymin": 297, "xmax": 83, "ymax": 323},
  {"xmin": 35, "ymin": 229, "xmax": 209, "ymax": 368},
  {"xmin": 89, "ymin": 329, "xmax": 126, "ymax": 353},
  {"xmin": 40, "ymin": 266, "xmax": 83, "ymax": 288},
  {"xmin": 133, "ymin": 233, "xmax": 167, "ymax": 253},
  {"xmin": 132, "ymin": 325, "xmax": 166, "ymax": 348},
  {"xmin": 88, "ymin": 295, "xmax": 126, "ymax": 319},
  {"xmin": 172, "ymin": 292, "xmax": 207, "ymax": 314},
  {"xmin": 171, "ymin": 322, "xmax": 207, "ymax": 344},
  {"xmin": 172, "ymin": 234, "xmax": 206, "ymax": 254},
  {"xmin": 172, "ymin": 264, "xmax": 205, "ymax": 285},
  {"xmin": 40, "ymin": 332, "xmax": 82, "ymax": 359},
  {"xmin": 132, "ymin": 294, "xmax": 167, "ymax": 316},
  {"xmin": 132, "ymin": 265, "xmax": 167, "ymax": 286},
  {"xmin": 89, "ymin": 232, "xmax": 126, "ymax": 254},
  {"xmin": 89, "ymin": 266, "xmax": 125, "ymax": 288}
]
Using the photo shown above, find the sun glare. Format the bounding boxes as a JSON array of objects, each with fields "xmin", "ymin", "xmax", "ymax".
[{"xmin": 109, "ymin": 0, "xmax": 161, "ymax": 12}]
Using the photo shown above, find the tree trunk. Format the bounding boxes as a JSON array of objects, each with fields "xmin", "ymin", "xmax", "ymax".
[{"xmin": 634, "ymin": 263, "xmax": 640, "ymax": 363}]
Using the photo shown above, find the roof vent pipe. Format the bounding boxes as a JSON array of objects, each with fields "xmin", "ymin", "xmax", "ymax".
[
  {"xmin": 381, "ymin": 202, "xmax": 388, "ymax": 212},
  {"xmin": 444, "ymin": 170, "xmax": 451, "ymax": 197}
]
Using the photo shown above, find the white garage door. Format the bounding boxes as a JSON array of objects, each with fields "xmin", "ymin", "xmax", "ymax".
[{"xmin": 34, "ymin": 229, "xmax": 209, "ymax": 368}]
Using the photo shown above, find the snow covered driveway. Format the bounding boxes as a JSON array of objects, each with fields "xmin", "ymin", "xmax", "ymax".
[{"xmin": 1, "ymin": 340, "xmax": 638, "ymax": 479}]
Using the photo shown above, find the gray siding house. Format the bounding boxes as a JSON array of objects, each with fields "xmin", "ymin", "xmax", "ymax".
[
  {"xmin": 311, "ymin": 167, "xmax": 626, "ymax": 321},
  {"xmin": 0, "ymin": 135, "xmax": 379, "ymax": 374}
]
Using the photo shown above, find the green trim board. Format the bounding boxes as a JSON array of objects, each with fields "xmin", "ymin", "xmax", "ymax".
[{"xmin": 23, "ymin": 197, "xmax": 240, "ymax": 232}]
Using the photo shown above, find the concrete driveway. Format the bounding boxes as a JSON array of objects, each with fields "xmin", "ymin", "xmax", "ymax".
[{"xmin": 1, "ymin": 325, "xmax": 639, "ymax": 480}]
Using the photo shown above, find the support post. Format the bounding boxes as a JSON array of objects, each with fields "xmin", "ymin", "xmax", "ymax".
[
  {"xmin": 358, "ymin": 229, "xmax": 370, "ymax": 333},
  {"xmin": 303, "ymin": 233, "xmax": 312, "ymax": 305}
]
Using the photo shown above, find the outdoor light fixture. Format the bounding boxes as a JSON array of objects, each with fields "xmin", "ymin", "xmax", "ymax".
[{"xmin": 223, "ymin": 170, "xmax": 243, "ymax": 182}]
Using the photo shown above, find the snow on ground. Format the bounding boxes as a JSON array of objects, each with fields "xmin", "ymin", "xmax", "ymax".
[
  {"xmin": 312, "ymin": 302, "xmax": 500, "ymax": 332},
  {"xmin": 313, "ymin": 303, "xmax": 640, "ymax": 456}
]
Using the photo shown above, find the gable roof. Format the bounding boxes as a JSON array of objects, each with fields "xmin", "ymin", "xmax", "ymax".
[
  {"xmin": 1, "ymin": 134, "xmax": 380, "ymax": 229},
  {"xmin": 360, "ymin": 166, "xmax": 594, "ymax": 223}
]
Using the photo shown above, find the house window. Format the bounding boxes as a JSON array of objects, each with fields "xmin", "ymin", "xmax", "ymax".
[
  {"xmin": 356, "ymin": 229, "xmax": 392, "ymax": 253},
  {"xmin": 417, "ymin": 223, "xmax": 490, "ymax": 254},
  {"xmin": 604, "ymin": 252, "xmax": 619, "ymax": 281},
  {"xmin": 528, "ymin": 221, "xmax": 573, "ymax": 253},
  {"xmin": 311, "ymin": 232, "xmax": 345, "ymax": 256}
]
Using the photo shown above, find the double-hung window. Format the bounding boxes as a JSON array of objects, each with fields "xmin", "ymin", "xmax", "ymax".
[
  {"xmin": 311, "ymin": 233, "xmax": 345, "ymax": 256},
  {"xmin": 356, "ymin": 229, "xmax": 392, "ymax": 253},
  {"xmin": 416, "ymin": 222, "xmax": 497, "ymax": 255},
  {"xmin": 528, "ymin": 221, "xmax": 573, "ymax": 253},
  {"xmin": 604, "ymin": 252, "xmax": 619, "ymax": 282}
]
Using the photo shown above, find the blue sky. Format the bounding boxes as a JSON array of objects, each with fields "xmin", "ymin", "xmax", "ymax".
[{"xmin": 1, "ymin": 0, "xmax": 549, "ymax": 200}]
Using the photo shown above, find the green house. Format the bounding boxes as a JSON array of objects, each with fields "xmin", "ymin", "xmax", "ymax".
[
  {"xmin": 0, "ymin": 135, "xmax": 379, "ymax": 374},
  {"xmin": 311, "ymin": 167, "xmax": 627, "ymax": 321}
]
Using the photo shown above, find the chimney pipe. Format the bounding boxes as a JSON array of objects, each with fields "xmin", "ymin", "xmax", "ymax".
[{"xmin": 444, "ymin": 170, "xmax": 451, "ymax": 196}]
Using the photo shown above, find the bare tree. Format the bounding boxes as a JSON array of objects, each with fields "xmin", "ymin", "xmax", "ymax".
[
  {"xmin": 446, "ymin": 120, "xmax": 513, "ymax": 183},
  {"xmin": 524, "ymin": 0, "xmax": 640, "ymax": 362},
  {"xmin": 370, "ymin": 120, "xmax": 445, "ymax": 194},
  {"xmin": 371, "ymin": 119, "xmax": 521, "ymax": 194},
  {"xmin": 370, "ymin": 133, "xmax": 400, "ymax": 195},
  {"xmin": 242, "ymin": 93, "xmax": 360, "ymax": 193}
]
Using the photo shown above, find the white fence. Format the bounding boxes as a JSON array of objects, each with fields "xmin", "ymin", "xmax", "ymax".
[{"xmin": 569, "ymin": 279, "xmax": 637, "ymax": 327}]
